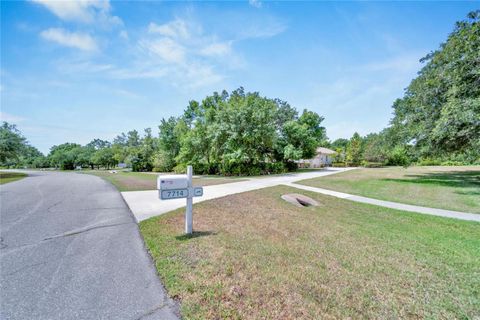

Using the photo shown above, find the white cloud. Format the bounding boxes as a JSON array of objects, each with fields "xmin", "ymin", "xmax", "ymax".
[
  {"xmin": 119, "ymin": 30, "xmax": 129, "ymax": 40},
  {"xmin": 0, "ymin": 112, "xmax": 26, "ymax": 123},
  {"xmin": 126, "ymin": 18, "xmax": 233, "ymax": 87},
  {"xmin": 31, "ymin": 0, "xmax": 122, "ymax": 26},
  {"xmin": 41, "ymin": 28, "xmax": 98, "ymax": 51},
  {"xmin": 46, "ymin": 15, "xmax": 281, "ymax": 89},
  {"xmin": 109, "ymin": 66, "xmax": 169, "ymax": 80},
  {"xmin": 249, "ymin": 0, "xmax": 262, "ymax": 8},
  {"xmin": 179, "ymin": 62, "xmax": 224, "ymax": 89},
  {"xmin": 238, "ymin": 19, "xmax": 286, "ymax": 39},
  {"xmin": 148, "ymin": 19, "xmax": 191, "ymax": 39},
  {"xmin": 199, "ymin": 41, "xmax": 232, "ymax": 57},
  {"xmin": 140, "ymin": 38, "xmax": 186, "ymax": 64},
  {"xmin": 32, "ymin": 0, "xmax": 94, "ymax": 23}
]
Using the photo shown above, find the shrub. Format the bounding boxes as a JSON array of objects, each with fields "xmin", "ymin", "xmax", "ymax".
[
  {"xmin": 361, "ymin": 161, "xmax": 384, "ymax": 168},
  {"xmin": 417, "ymin": 158, "xmax": 442, "ymax": 166},
  {"xmin": 265, "ymin": 162, "xmax": 287, "ymax": 174},
  {"xmin": 173, "ymin": 163, "xmax": 187, "ymax": 174},
  {"xmin": 152, "ymin": 151, "xmax": 175, "ymax": 172},
  {"xmin": 440, "ymin": 160, "xmax": 466, "ymax": 166},
  {"xmin": 386, "ymin": 146, "xmax": 411, "ymax": 167},
  {"xmin": 332, "ymin": 162, "xmax": 346, "ymax": 167},
  {"xmin": 284, "ymin": 161, "xmax": 298, "ymax": 172}
]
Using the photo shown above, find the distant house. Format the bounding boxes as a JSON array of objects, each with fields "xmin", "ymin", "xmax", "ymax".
[{"xmin": 297, "ymin": 147, "xmax": 337, "ymax": 168}]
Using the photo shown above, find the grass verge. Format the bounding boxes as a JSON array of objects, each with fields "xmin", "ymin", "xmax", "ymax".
[
  {"xmin": 0, "ymin": 172, "xmax": 27, "ymax": 184},
  {"xmin": 83, "ymin": 170, "xmax": 246, "ymax": 192},
  {"xmin": 140, "ymin": 186, "xmax": 480, "ymax": 319},
  {"xmin": 297, "ymin": 166, "xmax": 480, "ymax": 213}
]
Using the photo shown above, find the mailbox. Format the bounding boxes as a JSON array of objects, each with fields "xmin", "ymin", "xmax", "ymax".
[
  {"xmin": 157, "ymin": 166, "xmax": 203, "ymax": 235},
  {"xmin": 158, "ymin": 175, "xmax": 188, "ymax": 190}
]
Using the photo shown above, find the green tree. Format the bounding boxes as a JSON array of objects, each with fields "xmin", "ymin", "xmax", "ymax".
[
  {"xmin": 333, "ymin": 147, "xmax": 345, "ymax": 163},
  {"xmin": 48, "ymin": 143, "xmax": 82, "ymax": 170},
  {"xmin": 92, "ymin": 147, "xmax": 117, "ymax": 169},
  {"xmin": 154, "ymin": 117, "xmax": 181, "ymax": 172},
  {"xmin": 86, "ymin": 139, "xmax": 111, "ymax": 150},
  {"xmin": 330, "ymin": 138, "xmax": 349, "ymax": 150},
  {"xmin": 362, "ymin": 133, "xmax": 388, "ymax": 163},
  {"xmin": 0, "ymin": 122, "xmax": 49, "ymax": 168},
  {"xmin": 386, "ymin": 145, "xmax": 411, "ymax": 167},
  {"xmin": 75, "ymin": 146, "xmax": 95, "ymax": 169},
  {"xmin": 0, "ymin": 122, "xmax": 26, "ymax": 164},
  {"xmin": 390, "ymin": 11, "xmax": 480, "ymax": 162},
  {"xmin": 346, "ymin": 132, "xmax": 363, "ymax": 166},
  {"xmin": 173, "ymin": 88, "xmax": 327, "ymax": 175},
  {"xmin": 127, "ymin": 130, "xmax": 141, "ymax": 147}
]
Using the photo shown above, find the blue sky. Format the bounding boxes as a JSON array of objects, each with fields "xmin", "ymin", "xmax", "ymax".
[{"xmin": 1, "ymin": 1, "xmax": 478, "ymax": 154}]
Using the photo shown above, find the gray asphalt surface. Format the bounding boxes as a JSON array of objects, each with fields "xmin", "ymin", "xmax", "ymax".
[{"xmin": 0, "ymin": 171, "xmax": 179, "ymax": 320}]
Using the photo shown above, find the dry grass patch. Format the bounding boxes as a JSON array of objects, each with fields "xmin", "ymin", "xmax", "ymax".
[
  {"xmin": 297, "ymin": 166, "xmax": 480, "ymax": 213},
  {"xmin": 0, "ymin": 171, "xmax": 27, "ymax": 184},
  {"xmin": 140, "ymin": 186, "xmax": 480, "ymax": 319}
]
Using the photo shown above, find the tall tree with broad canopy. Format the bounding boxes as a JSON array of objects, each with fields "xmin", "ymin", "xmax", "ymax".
[
  {"xmin": 48, "ymin": 143, "xmax": 82, "ymax": 170},
  {"xmin": 0, "ymin": 122, "xmax": 46, "ymax": 168},
  {"xmin": 390, "ymin": 11, "xmax": 480, "ymax": 162},
  {"xmin": 167, "ymin": 88, "xmax": 327, "ymax": 175},
  {"xmin": 0, "ymin": 122, "xmax": 27, "ymax": 163}
]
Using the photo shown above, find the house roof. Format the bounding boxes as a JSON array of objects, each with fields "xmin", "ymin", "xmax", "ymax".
[{"xmin": 316, "ymin": 147, "xmax": 336, "ymax": 155}]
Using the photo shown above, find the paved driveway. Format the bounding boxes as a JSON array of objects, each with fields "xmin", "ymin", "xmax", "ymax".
[
  {"xmin": 122, "ymin": 168, "xmax": 354, "ymax": 221},
  {"xmin": 0, "ymin": 171, "xmax": 179, "ymax": 320}
]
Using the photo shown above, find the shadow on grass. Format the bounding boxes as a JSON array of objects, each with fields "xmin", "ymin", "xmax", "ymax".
[
  {"xmin": 381, "ymin": 170, "xmax": 480, "ymax": 189},
  {"xmin": 455, "ymin": 190, "xmax": 480, "ymax": 196},
  {"xmin": 175, "ymin": 231, "xmax": 216, "ymax": 241}
]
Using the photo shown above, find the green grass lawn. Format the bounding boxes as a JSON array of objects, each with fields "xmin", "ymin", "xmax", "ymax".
[
  {"xmin": 0, "ymin": 172, "xmax": 27, "ymax": 184},
  {"xmin": 297, "ymin": 166, "xmax": 480, "ymax": 213},
  {"xmin": 83, "ymin": 170, "xmax": 246, "ymax": 192},
  {"xmin": 140, "ymin": 186, "xmax": 480, "ymax": 319}
]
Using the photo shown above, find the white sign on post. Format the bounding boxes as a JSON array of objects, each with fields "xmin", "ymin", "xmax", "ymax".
[
  {"xmin": 157, "ymin": 166, "xmax": 203, "ymax": 234},
  {"xmin": 160, "ymin": 189, "xmax": 188, "ymax": 200}
]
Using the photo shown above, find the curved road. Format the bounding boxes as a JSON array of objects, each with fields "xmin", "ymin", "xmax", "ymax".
[{"xmin": 0, "ymin": 171, "xmax": 179, "ymax": 320}]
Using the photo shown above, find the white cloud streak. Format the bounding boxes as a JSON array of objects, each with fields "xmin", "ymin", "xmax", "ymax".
[
  {"xmin": 31, "ymin": 0, "xmax": 122, "ymax": 26},
  {"xmin": 249, "ymin": 0, "xmax": 262, "ymax": 8},
  {"xmin": 148, "ymin": 19, "xmax": 191, "ymax": 39},
  {"xmin": 45, "ymin": 14, "xmax": 285, "ymax": 89},
  {"xmin": 199, "ymin": 41, "xmax": 232, "ymax": 57},
  {"xmin": 140, "ymin": 37, "xmax": 186, "ymax": 64},
  {"xmin": 125, "ymin": 18, "xmax": 234, "ymax": 88},
  {"xmin": 41, "ymin": 28, "xmax": 98, "ymax": 51}
]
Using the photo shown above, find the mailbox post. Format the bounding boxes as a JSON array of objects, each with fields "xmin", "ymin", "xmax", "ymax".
[
  {"xmin": 185, "ymin": 165, "xmax": 193, "ymax": 234},
  {"xmin": 158, "ymin": 165, "xmax": 202, "ymax": 235}
]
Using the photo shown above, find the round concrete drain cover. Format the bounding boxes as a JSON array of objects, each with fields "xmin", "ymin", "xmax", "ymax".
[{"xmin": 281, "ymin": 193, "xmax": 319, "ymax": 207}]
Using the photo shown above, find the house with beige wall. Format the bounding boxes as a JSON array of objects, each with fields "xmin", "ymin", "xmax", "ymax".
[{"xmin": 296, "ymin": 147, "xmax": 336, "ymax": 168}]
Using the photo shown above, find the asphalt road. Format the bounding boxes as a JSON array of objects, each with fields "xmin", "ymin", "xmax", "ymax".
[{"xmin": 0, "ymin": 171, "xmax": 179, "ymax": 320}]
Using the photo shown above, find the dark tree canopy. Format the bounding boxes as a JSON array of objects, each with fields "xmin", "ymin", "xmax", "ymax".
[
  {"xmin": 0, "ymin": 122, "xmax": 45, "ymax": 168},
  {"xmin": 390, "ymin": 11, "xmax": 480, "ymax": 162},
  {"xmin": 164, "ymin": 88, "xmax": 327, "ymax": 175}
]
